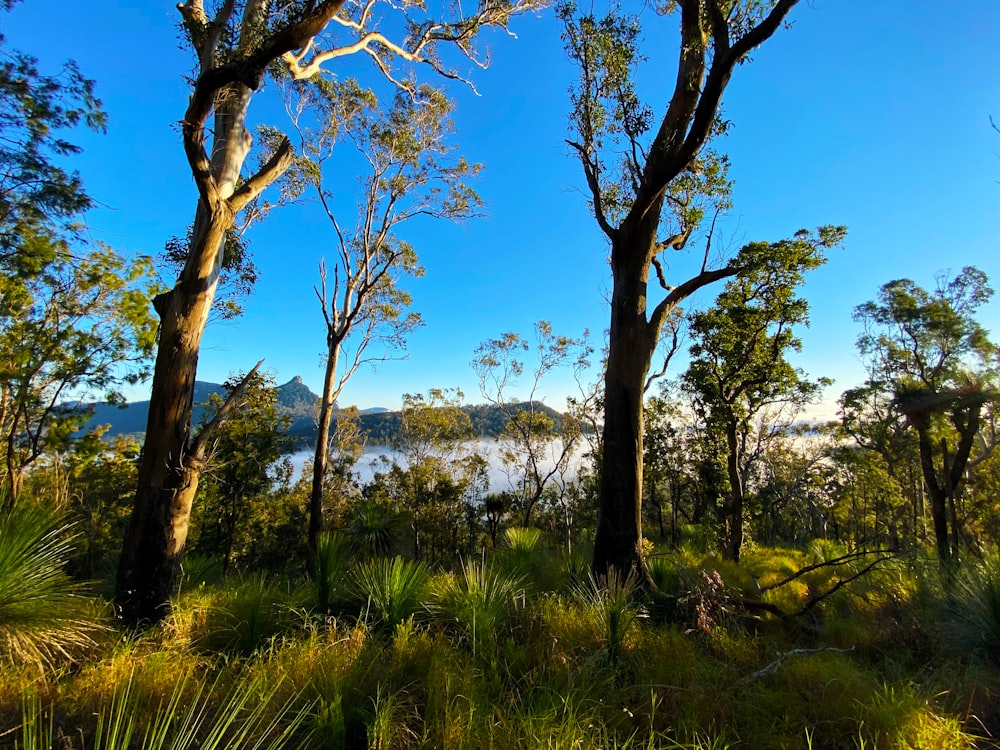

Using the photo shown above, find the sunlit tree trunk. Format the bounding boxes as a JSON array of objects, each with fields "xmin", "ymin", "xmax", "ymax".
[
  {"xmin": 561, "ymin": 0, "xmax": 801, "ymax": 581},
  {"xmin": 309, "ymin": 339, "xmax": 341, "ymax": 554},
  {"xmin": 116, "ymin": 0, "xmax": 343, "ymax": 625}
]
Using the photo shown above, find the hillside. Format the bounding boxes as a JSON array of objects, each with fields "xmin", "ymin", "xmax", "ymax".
[{"xmin": 82, "ymin": 381, "xmax": 574, "ymax": 447}]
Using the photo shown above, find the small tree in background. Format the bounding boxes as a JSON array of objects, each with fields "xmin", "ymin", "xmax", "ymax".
[
  {"xmin": 273, "ymin": 78, "xmax": 481, "ymax": 555},
  {"xmin": 849, "ymin": 267, "xmax": 1000, "ymax": 565},
  {"xmin": 192, "ymin": 371, "xmax": 293, "ymax": 574},
  {"xmin": 683, "ymin": 229, "xmax": 838, "ymax": 560},
  {"xmin": 473, "ymin": 322, "xmax": 591, "ymax": 528}
]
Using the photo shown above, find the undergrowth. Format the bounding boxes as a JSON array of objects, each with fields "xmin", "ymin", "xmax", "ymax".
[{"xmin": 1, "ymin": 540, "xmax": 997, "ymax": 749}]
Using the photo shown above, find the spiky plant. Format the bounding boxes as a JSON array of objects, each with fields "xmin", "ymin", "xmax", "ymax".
[
  {"xmin": 499, "ymin": 526, "xmax": 546, "ymax": 585},
  {"xmin": 574, "ymin": 571, "xmax": 645, "ymax": 666},
  {"xmin": 501, "ymin": 527, "xmax": 542, "ymax": 556},
  {"xmin": 945, "ymin": 554, "xmax": 1000, "ymax": 662},
  {"xmin": 17, "ymin": 671, "xmax": 314, "ymax": 749},
  {"xmin": 0, "ymin": 505, "xmax": 105, "ymax": 670},
  {"xmin": 347, "ymin": 501, "xmax": 404, "ymax": 559},
  {"xmin": 351, "ymin": 557, "xmax": 429, "ymax": 635},
  {"xmin": 428, "ymin": 558, "xmax": 525, "ymax": 657},
  {"xmin": 312, "ymin": 531, "xmax": 351, "ymax": 614},
  {"xmin": 192, "ymin": 575, "xmax": 294, "ymax": 656}
]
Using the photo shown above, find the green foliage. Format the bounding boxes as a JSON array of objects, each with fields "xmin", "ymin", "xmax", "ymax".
[
  {"xmin": 17, "ymin": 671, "xmax": 314, "ymax": 750},
  {"xmin": 163, "ymin": 226, "xmax": 258, "ymax": 320},
  {"xmin": 682, "ymin": 228, "xmax": 841, "ymax": 559},
  {"xmin": 311, "ymin": 531, "xmax": 351, "ymax": 615},
  {"xmin": 0, "ymin": 21, "xmax": 106, "ymax": 271},
  {"xmin": 191, "ymin": 371, "xmax": 294, "ymax": 573},
  {"xmin": 855, "ymin": 267, "xmax": 995, "ymax": 385},
  {"xmin": 345, "ymin": 497, "xmax": 407, "ymax": 559},
  {"xmin": 574, "ymin": 571, "xmax": 645, "ymax": 666},
  {"xmin": 0, "ymin": 12, "xmax": 156, "ymax": 506},
  {"xmin": 0, "ymin": 244, "xmax": 158, "ymax": 501},
  {"xmin": 0, "ymin": 505, "xmax": 104, "ymax": 670},
  {"xmin": 945, "ymin": 554, "xmax": 1000, "ymax": 663},
  {"xmin": 428, "ymin": 558, "xmax": 525, "ymax": 657},
  {"xmin": 845, "ymin": 266, "xmax": 999, "ymax": 563},
  {"xmin": 558, "ymin": 1, "xmax": 732, "ymax": 229},
  {"xmin": 189, "ymin": 576, "xmax": 298, "ymax": 657},
  {"xmin": 351, "ymin": 557, "xmax": 429, "ymax": 635},
  {"xmin": 685, "ymin": 228, "xmax": 840, "ymax": 420},
  {"xmin": 473, "ymin": 321, "xmax": 592, "ymax": 529},
  {"xmin": 2, "ymin": 541, "xmax": 998, "ymax": 749}
]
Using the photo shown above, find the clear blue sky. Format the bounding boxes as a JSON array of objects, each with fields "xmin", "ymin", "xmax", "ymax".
[{"xmin": 4, "ymin": 1, "xmax": 999, "ymax": 417}]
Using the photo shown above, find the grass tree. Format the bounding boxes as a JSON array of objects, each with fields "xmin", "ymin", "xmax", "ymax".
[{"xmin": 0, "ymin": 506, "xmax": 105, "ymax": 670}]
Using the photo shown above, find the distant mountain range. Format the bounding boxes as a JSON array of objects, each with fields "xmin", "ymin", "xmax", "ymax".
[{"xmin": 82, "ymin": 377, "xmax": 566, "ymax": 448}]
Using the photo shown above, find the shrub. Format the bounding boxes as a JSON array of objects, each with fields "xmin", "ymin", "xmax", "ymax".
[
  {"xmin": 311, "ymin": 531, "xmax": 351, "ymax": 614},
  {"xmin": 0, "ymin": 506, "xmax": 105, "ymax": 670},
  {"xmin": 945, "ymin": 554, "xmax": 1000, "ymax": 663},
  {"xmin": 428, "ymin": 558, "xmax": 525, "ymax": 657},
  {"xmin": 351, "ymin": 557, "xmax": 429, "ymax": 635}
]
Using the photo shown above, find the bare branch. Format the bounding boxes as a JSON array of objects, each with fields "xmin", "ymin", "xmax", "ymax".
[
  {"xmin": 736, "ymin": 647, "xmax": 855, "ymax": 686},
  {"xmin": 567, "ymin": 139, "xmax": 615, "ymax": 239},
  {"xmin": 189, "ymin": 359, "xmax": 265, "ymax": 460}
]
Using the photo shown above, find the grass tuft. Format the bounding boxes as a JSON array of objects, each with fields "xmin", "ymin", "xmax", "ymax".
[
  {"xmin": 351, "ymin": 557, "xmax": 429, "ymax": 635},
  {"xmin": 0, "ymin": 505, "xmax": 106, "ymax": 671}
]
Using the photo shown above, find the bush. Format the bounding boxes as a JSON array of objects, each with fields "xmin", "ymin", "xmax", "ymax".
[
  {"xmin": 428, "ymin": 558, "xmax": 525, "ymax": 657},
  {"xmin": 0, "ymin": 505, "xmax": 105, "ymax": 670},
  {"xmin": 351, "ymin": 557, "xmax": 429, "ymax": 635}
]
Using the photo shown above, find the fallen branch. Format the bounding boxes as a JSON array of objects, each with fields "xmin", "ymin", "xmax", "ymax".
[
  {"xmin": 736, "ymin": 647, "xmax": 855, "ymax": 685},
  {"xmin": 758, "ymin": 549, "xmax": 896, "ymax": 593}
]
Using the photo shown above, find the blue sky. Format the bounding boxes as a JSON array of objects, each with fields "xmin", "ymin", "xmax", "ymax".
[{"xmin": 4, "ymin": 1, "xmax": 999, "ymax": 417}]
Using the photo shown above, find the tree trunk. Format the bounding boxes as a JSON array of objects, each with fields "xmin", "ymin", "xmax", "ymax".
[
  {"xmin": 593, "ymin": 234, "xmax": 655, "ymax": 580},
  {"xmin": 116, "ymin": 81, "xmax": 255, "ymax": 626},
  {"xmin": 913, "ymin": 402, "xmax": 983, "ymax": 566},
  {"xmin": 115, "ymin": 213, "xmax": 229, "ymax": 625},
  {"xmin": 915, "ymin": 423, "xmax": 950, "ymax": 564},
  {"xmin": 309, "ymin": 340, "xmax": 341, "ymax": 555},
  {"xmin": 723, "ymin": 416, "xmax": 745, "ymax": 561}
]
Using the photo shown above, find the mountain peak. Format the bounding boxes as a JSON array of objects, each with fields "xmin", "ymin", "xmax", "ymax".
[{"xmin": 285, "ymin": 375, "xmax": 304, "ymax": 386}]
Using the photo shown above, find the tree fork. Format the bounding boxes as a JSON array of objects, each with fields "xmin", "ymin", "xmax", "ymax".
[{"xmin": 581, "ymin": 0, "xmax": 800, "ymax": 582}]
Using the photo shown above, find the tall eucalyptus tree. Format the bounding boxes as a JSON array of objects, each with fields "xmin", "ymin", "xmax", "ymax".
[
  {"xmin": 117, "ymin": 0, "xmax": 541, "ymax": 626},
  {"xmin": 560, "ymin": 0, "xmax": 801, "ymax": 578}
]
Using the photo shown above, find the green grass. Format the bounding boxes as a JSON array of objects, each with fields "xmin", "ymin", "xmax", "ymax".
[
  {"xmin": 351, "ymin": 557, "xmax": 429, "ymax": 635},
  {"xmin": 2, "ymin": 542, "xmax": 998, "ymax": 749},
  {"xmin": 427, "ymin": 557, "xmax": 525, "ymax": 657}
]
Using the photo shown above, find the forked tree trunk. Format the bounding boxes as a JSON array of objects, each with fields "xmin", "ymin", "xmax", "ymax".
[
  {"xmin": 115, "ymin": 209, "xmax": 231, "ymax": 625},
  {"xmin": 583, "ymin": 0, "xmax": 799, "ymax": 582},
  {"xmin": 593, "ymin": 216, "xmax": 736, "ymax": 580},
  {"xmin": 913, "ymin": 402, "xmax": 983, "ymax": 566},
  {"xmin": 116, "ymin": 75, "xmax": 276, "ymax": 626}
]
